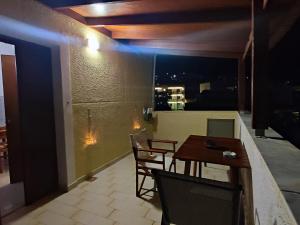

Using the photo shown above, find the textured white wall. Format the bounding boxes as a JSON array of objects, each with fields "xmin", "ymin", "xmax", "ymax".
[{"xmin": 0, "ymin": 0, "xmax": 154, "ymax": 186}]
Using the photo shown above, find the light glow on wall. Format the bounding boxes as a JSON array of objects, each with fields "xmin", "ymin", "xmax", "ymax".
[
  {"xmin": 84, "ymin": 131, "xmax": 97, "ymax": 146},
  {"xmin": 85, "ymin": 109, "xmax": 97, "ymax": 147},
  {"xmin": 87, "ymin": 37, "xmax": 100, "ymax": 51},
  {"xmin": 133, "ymin": 120, "xmax": 141, "ymax": 130}
]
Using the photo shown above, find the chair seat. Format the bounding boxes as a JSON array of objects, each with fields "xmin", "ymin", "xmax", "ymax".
[{"xmin": 140, "ymin": 155, "xmax": 173, "ymax": 171}]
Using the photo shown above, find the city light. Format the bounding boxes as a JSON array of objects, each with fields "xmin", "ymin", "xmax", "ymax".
[
  {"xmin": 171, "ymin": 94, "xmax": 184, "ymax": 98},
  {"xmin": 167, "ymin": 101, "xmax": 185, "ymax": 104},
  {"xmin": 167, "ymin": 87, "xmax": 185, "ymax": 90}
]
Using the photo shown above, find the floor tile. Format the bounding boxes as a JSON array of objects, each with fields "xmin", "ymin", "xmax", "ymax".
[
  {"xmin": 72, "ymin": 210, "xmax": 114, "ymax": 225},
  {"xmin": 109, "ymin": 199, "xmax": 149, "ymax": 216},
  {"xmin": 36, "ymin": 211, "xmax": 74, "ymax": 225},
  {"xmin": 109, "ymin": 210, "xmax": 153, "ymax": 225},
  {"xmin": 54, "ymin": 193, "xmax": 82, "ymax": 206},
  {"xmin": 44, "ymin": 201, "xmax": 79, "ymax": 218},
  {"xmin": 5, "ymin": 154, "xmax": 228, "ymax": 225},
  {"xmin": 7, "ymin": 216, "xmax": 40, "ymax": 225},
  {"xmin": 76, "ymin": 200, "xmax": 114, "ymax": 217}
]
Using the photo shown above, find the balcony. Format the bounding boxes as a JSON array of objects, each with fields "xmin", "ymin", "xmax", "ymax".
[{"xmin": 0, "ymin": 0, "xmax": 300, "ymax": 225}]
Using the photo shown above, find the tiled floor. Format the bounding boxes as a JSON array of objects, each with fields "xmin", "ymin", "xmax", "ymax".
[{"xmin": 3, "ymin": 154, "xmax": 229, "ymax": 225}]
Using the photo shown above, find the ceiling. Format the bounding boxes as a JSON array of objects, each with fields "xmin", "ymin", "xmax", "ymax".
[{"xmin": 41, "ymin": 0, "xmax": 252, "ymax": 58}]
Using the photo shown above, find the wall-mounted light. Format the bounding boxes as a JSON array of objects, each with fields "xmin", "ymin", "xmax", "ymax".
[
  {"xmin": 133, "ymin": 120, "xmax": 141, "ymax": 130},
  {"xmin": 85, "ymin": 132, "xmax": 97, "ymax": 146},
  {"xmin": 87, "ymin": 37, "xmax": 100, "ymax": 51},
  {"xmin": 93, "ymin": 4, "xmax": 106, "ymax": 15}
]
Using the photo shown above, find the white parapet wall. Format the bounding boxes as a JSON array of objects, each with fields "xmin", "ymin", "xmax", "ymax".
[
  {"xmin": 152, "ymin": 111, "xmax": 240, "ymax": 149},
  {"xmin": 238, "ymin": 114, "xmax": 298, "ymax": 225}
]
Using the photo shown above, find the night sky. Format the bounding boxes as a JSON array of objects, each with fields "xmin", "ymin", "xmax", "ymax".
[
  {"xmin": 154, "ymin": 54, "xmax": 239, "ymax": 110},
  {"xmin": 155, "ymin": 55, "xmax": 238, "ymax": 86}
]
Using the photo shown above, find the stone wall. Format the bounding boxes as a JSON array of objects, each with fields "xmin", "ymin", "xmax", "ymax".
[{"xmin": 0, "ymin": 0, "xmax": 154, "ymax": 185}]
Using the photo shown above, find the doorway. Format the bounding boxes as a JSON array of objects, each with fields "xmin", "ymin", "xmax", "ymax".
[
  {"xmin": 0, "ymin": 42, "xmax": 25, "ymax": 217},
  {"xmin": 0, "ymin": 36, "xmax": 59, "ymax": 220}
]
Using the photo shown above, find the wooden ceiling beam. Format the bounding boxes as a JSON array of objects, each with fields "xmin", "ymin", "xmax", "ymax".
[
  {"xmin": 263, "ymin": 0, "xmax": 269, "ymax": 9},
  {"xmin": 39, "ymin": 0, "xmax": 126, "ymax": 8},
  {"xmin": 56, "ymin": 8, "xmax": 112, "ymax": 37},
  {"xmin": 124, "ymin": 40, "xmax": 244, "ymax": 52},
  {"xmin": 57, "ymin": 8, "xmax": 87, "ymax": 24},
  {"xmin": 86, "ymin": 7, "xmax": 250, "ymax": 26},
  {"xmin": 152, "ymin": 50, "xmax": 241, "ymax": 59},
  {"xmin": 104, "ymin": 19, "xmax": 250, "ymax": 40},
  {"xmin": 242, "ymin": 31, "xmax": 252, "ymax": 60},
  {"xmin": 269, "ymin": 0, "xmax": 300, "ymax": 49}
]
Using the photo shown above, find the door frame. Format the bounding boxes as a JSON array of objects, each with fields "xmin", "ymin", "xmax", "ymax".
[{"xmin": 0, "ymin": 35, "xmax": 74, "ymax": 192}]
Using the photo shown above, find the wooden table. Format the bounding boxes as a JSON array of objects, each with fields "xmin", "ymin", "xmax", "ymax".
[
  {"xmin": 173, "ymin": 135, "xmax": 250, "ymax": 184},
  {"xmin": 174, "ymin": 135, "xmax": 254, "ymax": 225}
]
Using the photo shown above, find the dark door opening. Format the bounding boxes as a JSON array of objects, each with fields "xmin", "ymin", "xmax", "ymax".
[
  {"xmin": 0, "ymin": 42, "xmax": 25, "ymax": 218},
  {"xmin": 0, "ymin": 35, "xmax": 58, "ymax": 215}
]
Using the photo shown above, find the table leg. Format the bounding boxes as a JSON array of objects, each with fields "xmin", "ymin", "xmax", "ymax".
[
  {"xmin": 229, "ymin": 167, "xmax": 239, "ymax": 185},
  {"xmin": 184, "ymin": 161, "xmax": 191, "ymax": 175},
  {"xmin": 240, "ymin": 168, "xmax": 254, "ymax": 225},
  {"xmin": 198, "ymin": 162, "xmax": 202, "ymax": 178},
  {"xmin": 192, "ymin": 162, "xmax": 202, "ymax": 177},
  {"xmin": 193, "ymin": 161, "xmax": 197, "ymax": 176}
]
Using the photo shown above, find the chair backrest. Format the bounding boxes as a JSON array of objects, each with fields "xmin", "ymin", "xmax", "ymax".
[
  {"xmin": 129, "ymin": 129, "xmax": 152, "ymax": 160},
  {"xmin": 152, "ymin": 169, "xmax": 242, "ymax": 225},
  {"xmin": 0, "ymin": 128, "xmax": 7, "ymax": 146}
]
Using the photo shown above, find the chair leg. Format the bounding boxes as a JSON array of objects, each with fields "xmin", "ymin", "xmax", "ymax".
[
  {"xmin": 173, "ymin": 159, "xmax": 176, "ymax": 173},
  {"xmin": 153, "ymin": 179, "xmax": 157, "ymax": 191},
  {"xmin": 161, "ymin": 214, "xmax": 169, "ymax": 225},
  {"xmin": 136, "ymin": 168, "xmax": 139, "ymax": 197},
  {"xmin": 139, "ymin": 175, "xmax": 147, "ymax": 195},
  {"xmin": 169, "ymin": 159, "xmax": 176, "ymax": 173},
  {"xmin": 3, "ymin": 151, "xmax": 8, "ymax": 159}
]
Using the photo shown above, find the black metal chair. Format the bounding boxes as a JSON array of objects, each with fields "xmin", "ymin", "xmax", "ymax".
[{"xmin": 152, "ymin": 169, "xmax": 243, "ymax": 225}]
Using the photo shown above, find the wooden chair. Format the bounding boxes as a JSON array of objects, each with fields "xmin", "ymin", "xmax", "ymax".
[
  {"xmin": 0, "ymin": 127, "xmax": 8, "ymax": 173},
  {"xmin": 130, "ymin": 131, "xmax": 177, "ymax": 197},
  {"xmin": 152, "ymin": 169, "xmax": 243, "ymax": 225},
  {"xmin": 0, "ymin": 128, "xmax": 8, "ymax": 158}
]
